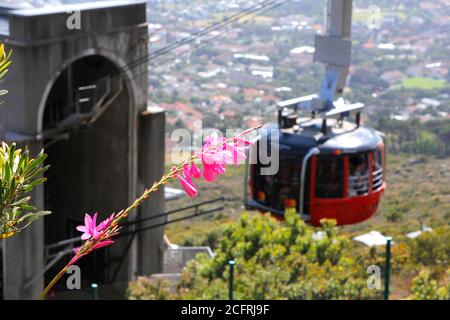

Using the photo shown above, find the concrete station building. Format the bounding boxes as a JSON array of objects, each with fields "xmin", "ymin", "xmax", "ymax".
[{"xmin": 0, "ymin": 0, "xmax": 166, "ymax": 299}]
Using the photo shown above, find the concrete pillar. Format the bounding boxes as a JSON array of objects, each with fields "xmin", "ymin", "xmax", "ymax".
[
  {"xmin": 2, "ymin": 141, "xmax": 44, "ymax": 300},
  {"xmin": 136, "ymin": 107, "xmax": 166, "ymax": 276}
]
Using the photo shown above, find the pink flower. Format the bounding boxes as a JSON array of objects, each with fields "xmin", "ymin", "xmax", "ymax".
[
  {"xmin": 93, "ymin": 240, "xmax": 115, "ymax": 250},
  {"xmin": 201, "ymin": 133, "xmax": 229, "ymax": 182},
  {"xmin": 97, "ymin": 213, "xmax": 115, "ymax": 232},
  {"xmin": 76, "ymin": 213, "xmax": 114, "ymax": 240},
  {"xmin": 70, "ymin": 213, "xmax": 116, "ymax": 265},
  {"xmin": 69, "ymin": 239, "xmax": 114, "ymax": 266},
  {"xmin": 174, "ymin": 131, "xmax": 253, "ymax": 195},
  {"xmin": 73, "ymin": 240, "xmax": 114, "ymax": 254},
  {"xmin": 174, "ymin": 165, "xmax": 199, "ymax": 197},
  {"xmin": 201, "ymin": 133, "xmax": 229, "ymax": 164},
  {"xmin": 69, "ymin": 247, "xmax": 88, "ymax": 266},
  {"xmin": 202, "ymin": 159, "xmax": 226, "ymax": 182},
  {"xmin": 76, "ymin": 213, "xmax": 99, "ymax": 240},
  {"xmin": 69, "ymin": 251, "xmax": 86, "ymax": 266},
  {"xmin": 226, "ymin": 137, "xmax": 252, "ymax": 166},
  {"xmin": 184, "ymin": 162, "xmax": 201, "ymax": 179}
]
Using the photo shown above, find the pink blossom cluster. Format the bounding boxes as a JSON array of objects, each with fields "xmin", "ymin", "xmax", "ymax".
[
  {"xmin": 71, "ymin": 133, "xmax": 252, "ymax": 264},
  {"xmin": 70, "ymin": 213, "xmax": 115, "ymax": 265},
  {"xmin": 42, "ymin": 128, "xmax": 258, "ymax": 298},
  {"xmin": 174, "ymin": 133, "xmax": 252, "ymax": 197}
]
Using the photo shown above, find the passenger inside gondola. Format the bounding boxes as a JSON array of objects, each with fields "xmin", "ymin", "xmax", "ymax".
[{"xmin": 348, "ymin": 154, "xmax": 369, "ymax": 196}]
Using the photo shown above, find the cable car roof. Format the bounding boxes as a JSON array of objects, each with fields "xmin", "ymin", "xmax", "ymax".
[{"xmin": 261, "ymin": 120, "xmax": 383, "ymax": 156}]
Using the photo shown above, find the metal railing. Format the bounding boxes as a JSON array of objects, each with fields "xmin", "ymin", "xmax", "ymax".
[
  {"xmin": 372, "ymin": 168, "xmax": 383, "ymax": 191},
  {"xmin": 42, "ymin": 75, "xmax": 124, "ymax": 144},
  {"xmin": 348, "ymin": 172, "xmax": 370, "ymax": 196}
]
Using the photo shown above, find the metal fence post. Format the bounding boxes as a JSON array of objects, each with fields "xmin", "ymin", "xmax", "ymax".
[
  {"xmin": 384, "ymin": 237, "xmax": 392, "ymax": 300},
  {"xmin": 91, "ymin": 283, "xmax": 98, "ymax": 300},
  {"xmin": 229, "ymin": 260, "xmax": 235, "ymax": 300}
]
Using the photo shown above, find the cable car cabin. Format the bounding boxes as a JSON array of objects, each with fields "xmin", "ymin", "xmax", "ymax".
[
  {"xmin": 242, "ymin": 0, "xmax": 384, "ymax": 226},
  {"xmin": 245, "ymin": 112, "xmax": 386, "ymax": 226}
]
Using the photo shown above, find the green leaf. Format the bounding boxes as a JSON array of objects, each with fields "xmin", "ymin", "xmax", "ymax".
[
  {"xmin": 20, "ymin": 211, "xmax": 51, "ymax": 223},
  {"xmin": 22, "ymin": 177, "xmax": 47, "ymax": 193},
  {"xmin": 0, "ymin": 135, "xmax": 51, "ymax": 239}
]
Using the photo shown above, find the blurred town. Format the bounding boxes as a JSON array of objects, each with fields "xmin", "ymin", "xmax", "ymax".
[{"xmin": 145, "ymin": 0, "xmax": 449, "ymax": 146}]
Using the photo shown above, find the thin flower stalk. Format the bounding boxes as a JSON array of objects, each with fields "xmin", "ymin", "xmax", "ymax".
[{"xmin": 39, "ymin": 126, "xmax": 259, "ymax": 299}]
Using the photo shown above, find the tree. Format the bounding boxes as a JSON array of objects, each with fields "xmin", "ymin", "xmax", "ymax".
[{"xmin": 424, "ymin": 119, "xmax": 450, "ymax": 156}]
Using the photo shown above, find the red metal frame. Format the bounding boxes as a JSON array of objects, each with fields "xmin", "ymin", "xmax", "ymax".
[
  {"xmin": 369, "ymin": 152, "xmax": 374, "ymax": 191},
  {"xmin": 309, "ymin": 156, "xmax": 317, "ymax": 207},
  {"xmin": 343, "ymin": 156, "xmax": 349, "ymax": 198},
  {"xmin": 307, "ymin": 146, "xmax": 385, "ymax": 226},
  {"xmin": 251, "ymin": 144, "xmax": 386, "ymax": 227}
]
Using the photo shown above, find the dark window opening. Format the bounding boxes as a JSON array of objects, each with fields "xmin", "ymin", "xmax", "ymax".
[
  {"xmin": 43, "ymin": 56, "xmax": 119, "ymax": 131},
  {"xmin": 252, "ymin": 147, "xmax": 302, "ymax": 212},
  {"xmin": 315, "ymin": 155, "xmax": 344, "ymax": 198},
  {"xmin": 374, "ymin": 148, "xmax": 382, "ymax": 171}
]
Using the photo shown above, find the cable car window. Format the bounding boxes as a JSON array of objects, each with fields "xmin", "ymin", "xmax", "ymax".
[
  {"xmin": 273, "ymin": 155, "xmax": 301, "ymax": 210},
  {"xmin": 372, "ymin": 148, "xmax": 383, "ymax": 191},
  {"xmin": 252, "ymin": 154, "xmax": 301, "ymax": 211},
  {"xmin": 348, "ymin": 153, "xmax": 370, "ymax": 196},
  {"xmin": 373, "ymin": 148, "xmax": 382, "ymax": 171},
  {"xmin": 315, "ymin": 156, "xmax": 344, "ymax": 198}
]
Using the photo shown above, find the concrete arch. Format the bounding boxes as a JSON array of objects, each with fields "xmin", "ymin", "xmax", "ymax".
[
  {"xmin": 40, "ymin": 48, "xmax": 139, "ymax": 283},
  {"xmin": 36, "ymin": 48, "xmax": 139, "ymax": 133}
]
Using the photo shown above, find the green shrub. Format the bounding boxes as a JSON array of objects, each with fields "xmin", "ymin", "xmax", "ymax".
[
  {"xmin": 408, "ymin": 226, "xmax": 450, "ymax": 266},
  {"xmin": 383, "ymin": 199, "xmax": 413, "ymax": 222},
  {"xmin": 180, "ymin": 225, "xmax": 224, "ymax": 249},
  {"xmin": 127, "ymin": 277, "xmax": 175, "ymax": 300},
  {"xmin": 177, "ymin": 210, "xmax": 382, "ymax": 300},
  {"xmin": 410, "ymin": 269, "xmax": 449, "ymax": 300}
]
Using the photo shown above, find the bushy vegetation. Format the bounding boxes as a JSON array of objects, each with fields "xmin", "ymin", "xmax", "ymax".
[
  {"xmin": 178, "ymin": 223, "xmax": 225, "ymax": 248},
  {"xmin": 377, "ymin": 118, "xmax": 450, "ymax": 157},
  {"xmin": 160, "ymin": 151, "xmax": 450, "ymax": 300},
  {"xmin": 128, "ymin": 277, "xmax": 174, "ymax": 300},
  {"xmin": 131, "ymin": 205, "xmax": 450, "ymax": 300},
  {"xmin": 409, "ymin": 269, "xmax": 449, "ymax": 300},
  {"xmin": 377, "ymin": 119, "xmax": 450, "ymax": 157},
  {"xmin": 130, "ymin": 211, "xmax": 385, "ymax": 300},
  {"xmin": 409, "ymin": 226, "xmax": 450, "ymax": 268}
]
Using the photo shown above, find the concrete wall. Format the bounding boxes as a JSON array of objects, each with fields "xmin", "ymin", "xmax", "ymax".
[
  {"xmin": 137, "ymin": 107, "xmax": 166, "ymax": 276},
  {"xmin": 0, "ymin": 2, "xmax": 165, "ymax": 299}
]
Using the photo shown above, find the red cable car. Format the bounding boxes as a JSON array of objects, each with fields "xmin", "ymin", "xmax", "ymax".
[
  {"xmin": 244, "ymin": 104, "xmax": 386, "ymax": 226},
  {"xmin": 243, "ymin": 0, "xmax": 385, "ymax": 226}
]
